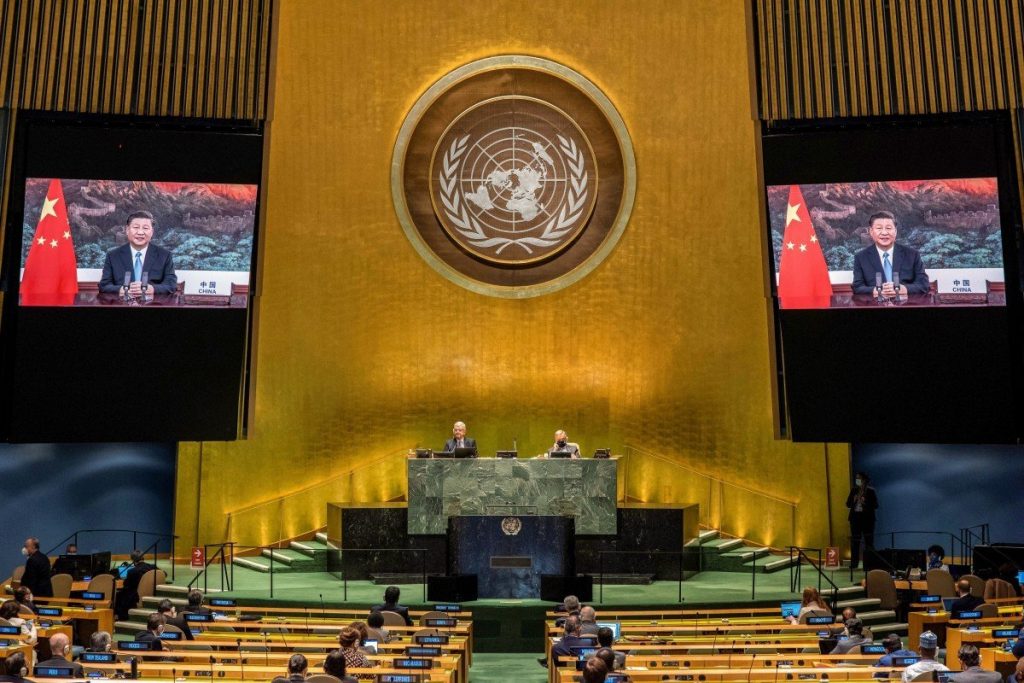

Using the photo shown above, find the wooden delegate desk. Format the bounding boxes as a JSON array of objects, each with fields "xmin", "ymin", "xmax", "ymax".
[
  {"xmin": 981, "ymin": 647, "xmax": 1019, "ymax": 679},
  {"xmin": 407, "ymin": 456, "xmax": 618, "ymax": 535},
  {"xmin": 87, "ymin": 662, "xmax": 456, "ymax": 683},
  {"xmin": 555, "ymin": 666, "xmax": 909, "ymax": 682},
  {"xmin": 0, "ymin": 643, "xmax": 33, "ymax": 666}
]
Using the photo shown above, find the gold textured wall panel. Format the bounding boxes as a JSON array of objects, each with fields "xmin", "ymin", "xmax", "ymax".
[{"xmin": 174, "ymin": 0, "xmax": 851, "ymax": 555}]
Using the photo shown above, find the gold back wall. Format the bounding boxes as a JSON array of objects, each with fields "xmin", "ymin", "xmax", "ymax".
[{"xmin": 174, "ymin": 0, "xmax": 851, "ymax": 554}]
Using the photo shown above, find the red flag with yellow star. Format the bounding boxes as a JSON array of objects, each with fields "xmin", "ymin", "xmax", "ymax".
[
  {"xmin": 20, "ymin": 179, "xmax": 79, "ymax": 306},
  {"xmin": 777, "ymin": 185, "xmax": 832, "ymax": 309}
]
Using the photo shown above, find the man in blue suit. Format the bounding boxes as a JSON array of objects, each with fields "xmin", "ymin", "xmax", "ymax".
[
  {"xmin": 851, "ymin": 211, "xmax": 929, "ymax": 296},
  {"xmin": 99, "ymin": 211, "xmax": 177, "ymax": 295}
]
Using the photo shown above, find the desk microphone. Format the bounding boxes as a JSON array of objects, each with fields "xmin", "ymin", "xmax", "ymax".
[
  {"xmin": 129, "ymin": 656, "xmax": 137, "ymax": 680},
  {"xmin": 122, "ymin": 271, "xmax": 131, "ymax": 296},
  {"xmin": 236, "ymin": 638, "xmax": 244, "ymax": 680},
  {"xmin": 892, "ymin": 271, "xmax": 900, "ymax": 294},
  {"xmin": 874, "ymin": 272, "xmax": 883, "ymax": 297},
  {"xmin": 141, "ymin": 271, "xmax": 150, "ymax": 295},
  {"xmin": 261, "ymin": 632, "xmax": 269, "ymax": 665},
  {"xmin": 304, "ymin": 606, "xmax": 309, "ymax": 633},
  {"xmin": 320, "ymin": 594, "xmax": 326, "ymax": 619},
  {"xmin": 279, "ymin": 628, "xmax": 291, "ymax": 652}
]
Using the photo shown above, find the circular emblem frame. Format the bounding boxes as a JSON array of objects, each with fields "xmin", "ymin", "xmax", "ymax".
[
  {"xmin": 392, "ymin": 55, "xmax": 636, "ymax": 298},
  {"xmin": 501, "ymin": 516, "xmax": 522, "ymax": 536}
]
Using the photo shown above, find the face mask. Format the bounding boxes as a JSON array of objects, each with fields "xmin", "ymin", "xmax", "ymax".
[
  {"xmin": 854, "ymin": 479, "xmax": 863, "ymax": 487},
  {"xmin": 557, "ymin": 440, "xmax": 566, "ymax": 447},
  {"xmin": 21, "ymin": 547, "xmax": 28, "ymax": 557}
]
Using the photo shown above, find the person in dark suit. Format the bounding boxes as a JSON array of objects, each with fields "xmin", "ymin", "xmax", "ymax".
[
  {"xmin": 952, "ymin": 644, "xmax": 1002, "ymax": 682},
  {"xmin": 851, "ymin": 211, "xmax": 929, "ymax": 296},
  {"xmin": 157, "ymin": 598, "xmax": 194, "ymax": 640},
  {"xmin": 98, "ymin": 211, "xmax": 177, "ymax": 295},
  {"xmin": 846, "ymin": 471, "xmax": 878, "ymax": 569},
  {"xmin": 115, "ymin": 549, "xmax": 154, "ymax": 619},
  {"xmin": 442, "ymin": 421, "xmax": 478, "ymax": 456},
  {"xmin": 0, "ymin": 651, "xmax": 30, "ymax": 683},
  {"xmin": 182, "ymin": 589, "xmax": 213, "ymax": 616},
  {"xmin": 20, "ymin": 537, "xmax": 52, "ymax": 599},
  {"xmin": 36, "ymin": 633, "xmax": 84, "ymax": 677},
  {"xmin": 547, "ymin": 430, "xmax": 581, "ymax": 458},
  {"xmin": 271, "ymin": 654, "xmax": 309, "ymax": 683},
  {"xmin": 134, "ymin": 613, "xmax": 167, "ymax": 651},
  {"xmin": 551, "ymin": 616, "xmax": 595, "ymax": 660},
  {"xmin": 370, "ymin": 585, "xmax": 412, "ymax": 626},
  {"xmin": 950, "ymin": 578, "xmax": 986, "ymax": 614}
]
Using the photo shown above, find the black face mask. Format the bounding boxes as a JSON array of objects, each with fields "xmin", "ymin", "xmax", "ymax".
[{"xmin": 557, "ymin": 440, "xmax": 566, "ymax": 447}]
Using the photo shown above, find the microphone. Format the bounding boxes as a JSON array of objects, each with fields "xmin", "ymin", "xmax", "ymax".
[
  {"xmin": 262, "ymin": 632, "xmax": 269, "ymax": 666},
  {"xmin": 892, "ymin": 271, "xmax": 900, "ymax": 294},
  {"xmin": 122, "ymin": 271, "xmax": 131, "ymax": 297},
  {"xmin": 304, "ymin": 606, "xmax": 309, "ymax": 633},
  {"xmin": 320, "ymin": 594, "xmax": 326, "ymax": 619},
  {"xmin": 279, "ymin": 628, "xmax": 290, "ymax": 652},
  {"xmin": 236, "ymin": 638, "xmax": 244, "ymax": 681},
  {"xmin": 129, "ymin": 656, "xmax": 137, "ymax": 680},
  {"xmin": 745, "ymin": 649, "xmax": 756, "ymax": 681},
  {"xmin": 141, "ymin": 271, "xmax": 150, "ymax": 295},
  {"xmin": 874, "ymin": 272, "xmax": 883, "ymax": 296}
]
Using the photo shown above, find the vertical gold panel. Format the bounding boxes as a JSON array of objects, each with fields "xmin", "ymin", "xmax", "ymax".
[{"xmin": 174, "ymin": 0, "xmax": 849, "ymax": 555}]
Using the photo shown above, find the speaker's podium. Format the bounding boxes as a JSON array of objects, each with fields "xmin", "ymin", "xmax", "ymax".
[{"xmin": 445, "ymin": 515, "xmax": 574, "ymax": 599}]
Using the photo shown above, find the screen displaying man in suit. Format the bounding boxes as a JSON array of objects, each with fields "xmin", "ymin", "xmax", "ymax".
[
  {"xmin": 851, "ymin": 211, "xmax": 929, "ymax": 296},
  {"xmin": 98, "ymin": 211, "xmax": 178, "ymax": 295},
  {"xmin": 443, "ymin": 421, "xmax": 477, "ymax": 456}
]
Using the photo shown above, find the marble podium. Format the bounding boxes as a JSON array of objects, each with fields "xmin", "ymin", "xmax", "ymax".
[
  {"xmin": 448, "ymin": 515, "xmax": 574, "ymax": 598},
  {"xmin": 407, "ymin": 457, "xmax": 617, "ymax": 535}
]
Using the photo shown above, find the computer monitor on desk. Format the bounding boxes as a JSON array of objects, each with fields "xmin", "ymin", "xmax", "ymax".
[
  {"xmin": 432, "ymin": 451, "xmax": 454, "ymax": 458},
  {"xmin": 452, "ymin": 447, "xmax": 476, "ymax": 458},
  {"xmin": 549, "ymin": 451, "xmax": 572, "ymax": 459}
]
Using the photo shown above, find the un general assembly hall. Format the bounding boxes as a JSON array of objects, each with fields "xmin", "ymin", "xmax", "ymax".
[{"xmin": 0, "ymin": 1, "xmax": 1023, "ymax": 682}]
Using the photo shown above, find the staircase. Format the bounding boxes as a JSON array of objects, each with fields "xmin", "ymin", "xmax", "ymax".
[
  {"xmin": 231, "ymin": 533, "xmax": 333, "ymax": 574},
  {"xmin": 687, "ymin": 529, "xmax": 802, "ymax": 574}
]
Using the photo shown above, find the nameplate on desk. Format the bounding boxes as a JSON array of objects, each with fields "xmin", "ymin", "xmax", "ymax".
[
  {"xmin": 81, "ymin": 591, "xmax": 105, "ymax": 600},
  {"xmin": 861, "ymin": 644, "xmax": 886, "ymax": 655},
  {"xmin": 405, "ymin": 647, "xmax": 441, "ymax": 657},
  {"xmin": 34, "ymin": 667, "xmax": 75, "ymax": 678},
  {"xmin": 919, "ymin": 594, "xmax": 941, "ymax": 603},
  {"xmin": 495, "ymin": 451, "xmax": 517, "ymax": 459},
  {"xmin": 379, "ymin": 676, "xmax": 422, "ymax": 683},
  {"xmin": 185, "ymin": 613, "xmax": 213, "ymax": 622},
  {"xmin": 36, "ymin": 607, "xmax": 63, "ymax": 617},
  {"xmin": 955, "ymin": 610, "xmax": 982, "ymax": 620},
  {"xmin": 927, "ymin": 608, "xmax": 938, "ymax": 614},
  {"xmin": 86, "ymin": 672, "xmax": 106, "ymax": 679},
  {"xmin": 415, "ymin": 635, "xmax": 449, "ymax": 645},
  {"xmin": 424, "ymin": 618, "xmax": 457, "ymax": 627},
  {"xmin": 891, "ymin": 656, "xmax": 920, "ymax": 667},
  {"xmin": 433, "ymin": 604, "xmax": 460, "ymax": 612},
  {"xmin": 209, "ymin": 598, "xmax": 236, "ymax": 607},
  {"xmin": 81, "ymin": 652, "xmax": 117, "ymax": 663},
  {"xmin": 116, "ymin": 640, "xmax": 151, "ymax": 650},
  {"xmin": 994, "ymin": 628, "xmax": 1019, "ymax": 639},
  {"xmin": 806, "ymin": 616, "xmax": 833, "ymax": 625},
  {"xmin": 159, "ymin": 631, "xmax": 182, "ymax": 640},
  {"xmin": 0, "ymin": 626, "xmax": 19, "ymax": 636},
  {"xmin": 393, "ymin": 658, "xmax": 433, "ymax": 669}
]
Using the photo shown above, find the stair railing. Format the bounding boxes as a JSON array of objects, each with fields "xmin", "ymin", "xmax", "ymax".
[
  {"xmin": 621, "ymin": 444, "xmax": 798, "ymax": 549},
  {"xmin": 187, "ymin": 542, "xmax": 235, "ymax": 593},
  {"xmin": 788, "ymin": 546, "xmax": 840, "ymax": 612}
]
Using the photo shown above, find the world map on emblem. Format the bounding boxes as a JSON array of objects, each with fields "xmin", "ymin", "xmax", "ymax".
[{"xmin": 430, "ymin": 97, "xmax": 599, "ymax": 264}]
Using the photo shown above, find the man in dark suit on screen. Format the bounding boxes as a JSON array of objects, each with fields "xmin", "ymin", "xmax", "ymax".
[
  {"xmin": 852, "ymin": 211, "xmax": 929, "ymax": 296},
  {"xmin": 442, "ymin": 421, "xmax": 477, "ymax": 456},
  {"xmin": 99, "ymin": 211, "xmax": 177, "ymax": 295}
]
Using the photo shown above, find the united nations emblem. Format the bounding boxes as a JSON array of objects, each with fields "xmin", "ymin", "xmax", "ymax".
[
  {"xmin": 431, "ymin": 97, "xmax": 598, "ymax": 264},
  {"xmin": 393, "ymin": 56, "xmax": 635, "ymax": 297},
  {"xmin": 501, "ymin": 516, "xmax": 522, "ymax": 536}
]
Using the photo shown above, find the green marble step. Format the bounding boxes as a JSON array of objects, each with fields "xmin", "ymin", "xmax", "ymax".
[
  {"xmin": 704, "ymin": 547, "xmax": 771, "ymax": 572},
  {"xmin": 742, "ymin": 554, "xmax": 802, "ymax": 573},
  {"xmin": 685, "ymin": 529, "xmax": 720, "ymax": 547},
  {"xmin": 290, "ymin": 540, "xmax": 331, "ymax": 558}
]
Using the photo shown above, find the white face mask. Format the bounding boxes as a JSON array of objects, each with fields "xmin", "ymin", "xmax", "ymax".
[
  {"xmin": 21, "ymin": 547, "xmax": 28, "ymax": 557},
  {"xmin": 854, "ymin": 479, "xmax": 863, "ymax": 487}
]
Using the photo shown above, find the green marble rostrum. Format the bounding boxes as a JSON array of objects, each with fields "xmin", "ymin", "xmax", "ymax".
[{"xmin": 407, "ymin": 458, "xmax": 618, "ymax": 535}]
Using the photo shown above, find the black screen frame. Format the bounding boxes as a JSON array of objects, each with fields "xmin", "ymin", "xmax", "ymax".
[
  {"xmin": 760, "ymin": 112, "xmax": 1024, "ymax": 443},
  {"xmin": 0, "ymin": 111, "xmax": 264, "ymax": 442}
]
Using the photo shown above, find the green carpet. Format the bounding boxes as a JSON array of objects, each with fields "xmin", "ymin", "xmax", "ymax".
[{"xmin": 469, "ymin": 653, "xmax": 547, "ymax": 683}]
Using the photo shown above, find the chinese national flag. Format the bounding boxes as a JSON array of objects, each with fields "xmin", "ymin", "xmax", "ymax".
[
  {"xmin": 776, "ymin": 185, "xmax": 832, "ymax": 309},
  {"xmin": 20, "ymin": 179, "xmax": 78, "ymax": 306}
]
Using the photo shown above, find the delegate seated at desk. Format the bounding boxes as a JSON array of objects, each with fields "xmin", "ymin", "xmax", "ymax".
[
  {"xmin": 442, "ymin": 421, "xmax": 477, "ymax": 457},
  {"xmin": 546, "ymin": 430, "xmax": 580, "ymax": 458}
]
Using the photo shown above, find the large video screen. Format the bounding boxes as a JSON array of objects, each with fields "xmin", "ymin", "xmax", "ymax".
[
  {"xmin": 767, "ymin": 178, "xmax": 1004, "ymax": 309},
  {"xmin": 19, "ymin": 178, "xmax": 257, "ymax": 307}
]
